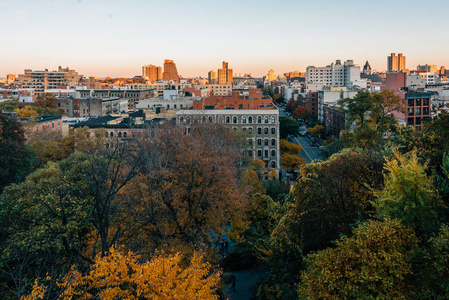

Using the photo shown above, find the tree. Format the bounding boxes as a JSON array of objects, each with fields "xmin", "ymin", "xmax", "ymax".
[
  {"xmin": 279, "ymin": 116, "xmax": 299, "ymax": 139},
  {"xmin": 299, "ymin": 218, "xmax": 419, "ymax": 299},
  {"xmin": 257, "ymin": 150, "xmax": 384, "ymax": 299},
  {"xmin": 14, "ymin": 106, "xmax": 38, "ymax": 118},
  {"xmin": 0, "ymin": 114, "xmax": 27, "ymax": 192},
  {"xmin": 375, "ymin": 150, "xmax": 443, "ymax": 237},
  {"xmin": 285, "ymin": 99, "xmax": 299, "ymax": 113},
  {"xmin": 0, "ymin": 98, "xmax": 19, "ymax": 112},
  {"xmin": 280, "ymin": 153, "xmax": 306, "ymax": 172},
  {"xmin": 280, "ymin": 139, "xmax": 301, "ymax": 155},
  {"xmin": 307, "ymin": 124, "xmax": 324, "ymax": 137},
  {"xmin": 273, "ymin": 94, "xmax": 284, "ymax": 104},
  {"xmin": 33, "ymin": 93, "xmax": 62, "ymax": 115},
  {"xmin": 292, "ymin": 105, "xmax": 309, "ymax": 120},
  {"xmin": 26, "ymin": 248, "xmax": 220, "ymax": 300}
]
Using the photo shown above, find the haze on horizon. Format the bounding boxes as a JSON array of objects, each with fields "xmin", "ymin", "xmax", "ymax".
[{"xmin": 1, "ymin": 0, "xmax": 448, "ymax": 78}]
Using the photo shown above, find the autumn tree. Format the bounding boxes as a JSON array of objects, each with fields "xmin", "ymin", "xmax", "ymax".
[
  {"xmin": 14, "ymin": 106, "xmax": 38, "ymax": 118},
  {"xmin": 279, "ymin": 139, "xmax": 306, "ymax": 172},
  {"xmin": 292, "ymin": 105, "xmax": 310, "ymax": 120},
  {"xmin": 299, "ymin": 218, "xmax": 419, "ymax": 299},
  {"xmin": 132, "ymin": 124, "xmax": 248, "ymax": 256},
  {"xmin": 307, "ymin": 124, "xmax": 324, "ymax": 137},
  {"xmin": 33, "ymin": 93, "xmax": 62, "ymax": 115},
  {"xmin": 56, "ymin": 247, "xmax": 220, "ymax": 299},
  {"xmin": 285, "ymin": 99, "xmax": 299, "ymax": 113}
]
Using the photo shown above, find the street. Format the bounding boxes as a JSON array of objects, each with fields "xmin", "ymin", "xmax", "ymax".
[{"xmin": 278, "ymin": 106, "xmax": 321, "ymax": 163}]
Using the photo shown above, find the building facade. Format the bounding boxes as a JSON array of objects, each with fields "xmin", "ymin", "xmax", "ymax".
[
  {"xmin": 176, "ymin": 91, "xmax": 280, "ymax": 172},
  {"xmin": 388, "ymin": 53, "xmax": 406, "ymax": 72},
  {"xmin": 142, "ymin": 64, "xmax": 162, "ymax": 82},
  {"xmin": 218, "ymin": 61, "xmax": 233, "ymax": 84},
  {"xmin": 404, "ymin": 92, "xmax": 432, "ymax": 126},
  {"xmin": 162, "ymin": 59, "xmax": 179, "ymax": 82},
  {"xmin": 16, "ymin": 66, "xmax": 81, "ymax": 94},
  {"xmin": 306, "ymin": 60, "xmax": 361, "ymax": 88}
]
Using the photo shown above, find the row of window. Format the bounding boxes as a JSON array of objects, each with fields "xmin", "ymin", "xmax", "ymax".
[
  {"xmin": 407, "ymin": 98, "xmax": 430, "ymax": 107},
  {"xmin": 251, "ymin": 138, "xmax": 276, "ymax": 146},
  {"xmin": 179, "ymin": 115, "xmax": 277, "ymax": 124},
  {"xmin": 407, "ymin": 107, "xmax": 429, "ymax": 116}
]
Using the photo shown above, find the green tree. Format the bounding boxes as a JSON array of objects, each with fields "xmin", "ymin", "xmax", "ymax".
[
  {"xmin": 299, "ymin": 218, "xmax": 419, "ymax": 300},
  {"xmin": 0, "ymin": 98, "xmax": 19, "ymax": 112},
  {"xmin": 33, "ymin": 93, "xmax": 62, "ymax": 115},
  {"xmin": 280, "ymin": 116, "xmax": 299, "ymax": 139},
  {"xmin": 375, "ymin": 150, "xmax": 443, "ymax": 237}
]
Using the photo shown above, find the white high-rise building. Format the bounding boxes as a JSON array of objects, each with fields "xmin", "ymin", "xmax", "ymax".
[{"xmin": 306, "ymin": 60, "xmax": 361, "ymax": 88}]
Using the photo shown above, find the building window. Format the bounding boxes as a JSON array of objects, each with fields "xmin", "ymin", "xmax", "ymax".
[
  {"xmin": 118, "ymin": 132, "xmax": 122, "ymax": 138},
  {"xmin": 110, "ymin": 131, "xmax": 114, "ymax": 137},
  {"xmin": 408, "ymin": 108, "xmax": 414, "ymax": 116},
  {"xmin": 249, "ymin": 139, "xmax": 253, "ymax": 146},
  {"xmin": 271, "ymin": 161, "xmax": 276, "ymax": 168},
  {"xmin": 123, "ymin": 132, "xmax": 127, "ymax": 138},
  {"xmin": 423, "ymin": 99, "xmax": 429, "ymax": 106},
  {"xmin": 264, "ymin": 128, "xmax": 268, "ymax": 134},
  {"xmin": 264, "ymin": 150, "xmax": 269, "ymax": 157},
  {"xmin": 271, "ymin": 139, "xmax": 276, "ymax": 146},
  {"xmin": 258, "ymin": 128, "xmax": 262, "ymax": 134},
  {"xmin": 243, "ymin": 116, "xmax": 247, "ymax": 123},
  {"xmin": 271, "ymin": 116, "xmax": 276, "ymax": 123},
  {"xmin": 257, "ymin": 139, "xmax": 262, "ymax": 145},
  {"xmin": 248, "ymin": 116, "xmax": 253, "ymax": 123},
  {"xmin": 258, "ymin": 150, "xmax": 262, "ymax": 157},
  {"xmin": 423, "ymin": 107, "xmax": 429, "ymax": 115},
  {"xmin": 271, "ymin": 150, "xmax": 276, "ymax": 157},
  {"xmin": 248, "ymin": 150, "xmax": 253, "ymax": 157},
  {"xmin": 233, "ymin": 116, "xmax": 238, "ymax": 124},
  {"xmin": 408, "ymin": 99, "xmax": 414, "ymax": 106},
  {"xmin": 416, "ymin": 99, "xmax": 421, "ymax": 106},
  {"xmin": 257, "ymin": 116, "xmax": 262, "ymax": 123},
  {"xmin": 226, "ymin": 116, "xmax": 230, "ymax": 123},
  {"xmin": 407, "ymin": 118, "xmax": 414, "ymax": 126},
  {"xmin": 416, "ymin": 107, "xmax": 421, "ymax": 115},
  {"xmin": 265, "ymin": 139, "xmax": 268, "ymax": 145},
  {"xmin": 264, "ymin": 116, "xmax": 269, "ymax": 123},
  {"xmin": 416, "ymin": 117, "xmax": 422, "ymax": 125},
  {"xmin": 271, "ymin": 128, "xmax": 275, "ymax": 134}
]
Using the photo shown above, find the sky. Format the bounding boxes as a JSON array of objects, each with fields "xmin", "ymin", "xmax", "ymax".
[{"xmin": 1, "ymin": 0, "xmax": 448, "ymax": 78}]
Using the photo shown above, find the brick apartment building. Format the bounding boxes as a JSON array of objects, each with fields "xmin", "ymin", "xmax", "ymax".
[{"xmin": 176, "ymin": 89, "xmax": 280, "ymax": 172}]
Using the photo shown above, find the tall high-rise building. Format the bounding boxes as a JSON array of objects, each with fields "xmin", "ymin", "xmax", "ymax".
[
  {"xmin": 388, "ymin": 53, "xmax": 406, "ymax": 72},
  {"xmin": 208, "ymin": 70, "xmax": 217, "ymax": 84},
  {"xmin": 218, "ymin": 61, "xmax": 233, "ymax": 84},
  {"xmin": 162, "ymin": 59, "xmax": 179, "ymax": 82},
  {"xmin": 142, "ymin": 65, "xmax": 162, "ymax": 82}
]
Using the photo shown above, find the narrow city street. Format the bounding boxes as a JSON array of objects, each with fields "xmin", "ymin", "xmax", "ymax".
[{"xmin": 291, "ymin": 135, "xmax": 321, "ymax": 163}]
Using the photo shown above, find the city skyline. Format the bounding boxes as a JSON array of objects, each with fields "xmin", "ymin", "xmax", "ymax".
[{"xmin": 1, "ymin": 0, "xmax": 448, "ymax": 78}]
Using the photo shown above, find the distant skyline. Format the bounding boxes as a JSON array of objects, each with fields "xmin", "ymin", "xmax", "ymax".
[{"xmin": 1, "ymin": 0, "xmax": 448, "ymax": 78}]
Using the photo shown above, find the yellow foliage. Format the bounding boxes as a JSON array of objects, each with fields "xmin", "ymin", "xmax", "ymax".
[
  {"xmin": 21, "ymin": 279, "xmax": 46, "ymax": 300},
  {"xmin": 280, "ymin": 139, "xmax": 302, "ymax": 155},
  {"xmin": 59, "ymin": 247, "xmax": 220, "ymax": 299},
  {"xmin": 15, "ymin": 106, "xmax": 39, "ymax": 118},
  {"xmin": 280, "ymin": 153, "xmax": 306, "ymax": 172}
]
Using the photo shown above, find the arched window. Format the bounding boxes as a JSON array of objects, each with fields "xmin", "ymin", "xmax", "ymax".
[
  {"xmin": 105, "ymin": 131, "xmax": 109, "ymax": 138},
  {"xmin": 186, "ymin": 117, "xmax": 191, "ymax": 124},
  {"xmin": 248, "ymin": 116, "xmax": 253, "ymax": 123},
  {"xmin": 242, "ymin": 116, "xmax": 247, "ymax": 124},
  {"xmin": 123, "ymin": 131, "xmax": 127, "ymax": 138},
  {"xmin": 264, "ymin": 116, "xmax": 269, "ymax": 123},
  {"xmin": 219, "ymin": 116, "xmax": 224, "ymax": 123},
  {"xmin": 179, "ymin": 116, "xmax": 184, "ymax": 123},
  {"xmin": 226, "ymin": 116, "xmax": 230, "ymax": 124},
  {"xmin": 209, "ymin": 116, "xmax": 213, "ymax": 123},
  {"xmin": 271, "ymin": 150, "xmax": 276, "ymax": 157},
  {"xmin": 257, "ymin": 116, "xmax": 262, "ymax": 124},
  {"xmin": 118, "ymin": 132, "xmax": 122, "ymax": 138},
  {"xmin": 271, "ymin": 116, "xmax": 276, "ymax": 123},
  {"xmin": 248, "ymin": 139, "xmax": 253, "ymax": 146},
  {"xmin": 233, "ymin": 116, "xmax": 238, "ymax": 124},
  {"xmin": 110, "ymin": 131, "xmax": 114, "ymax": 137},
  {"xmin": 271, "ymin": 161, "xmax": 276, "ymax": 168}
]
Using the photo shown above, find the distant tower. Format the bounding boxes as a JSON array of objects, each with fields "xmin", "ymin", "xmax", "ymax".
[
  {"xmin": 162, "ymin": 59, "xmax": 179, "ymax": 82},
  {"xmin": 363, "ymin": 61, "xmax": 372, "ymax": 75},
  {"xmin": 218, "ymin": 61, "xmax": 233, "ymax": 84},
  {"xmin": 208, "ymin": 70, "xmax": 217, "ymax": 84},
  {"xmin": 388, "ymin": 53, "xmax": 406, "ymax": 72},
  {"xmin": 142, "ymin": 64, "xmax": 162, "ymax": 82}
]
